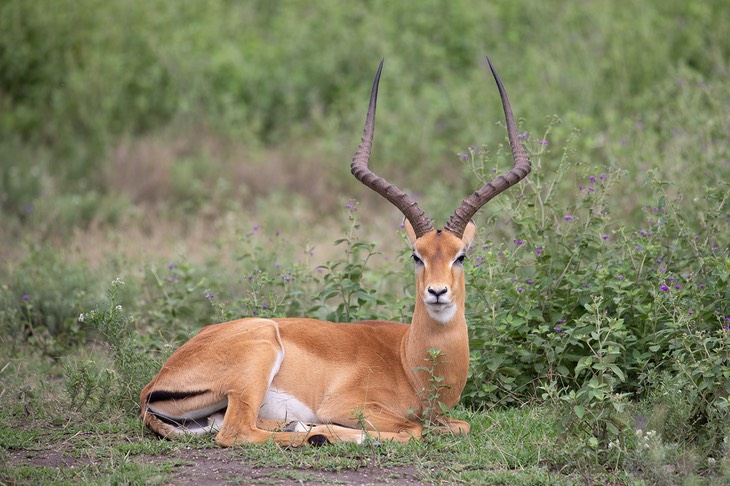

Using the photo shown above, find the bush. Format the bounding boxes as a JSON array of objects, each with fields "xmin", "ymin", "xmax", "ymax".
[{"xmin": 460, "ymin": 126, "xmax": 728, "ymax": 462}]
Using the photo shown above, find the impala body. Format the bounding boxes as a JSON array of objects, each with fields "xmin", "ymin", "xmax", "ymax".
[{"xmin": 141, "ymin": 58, "xmax": 530, "ymax": 447}]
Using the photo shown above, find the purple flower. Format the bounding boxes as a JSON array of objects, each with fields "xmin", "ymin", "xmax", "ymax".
[
  {"xmin": 168, "ymin": 263, "xmax": 175, "ymax": 270},
  {"xmin": 519, "ymin": 132, "xmax": 528, "ymax": 139},
  {"xmin": 589, "ymin": 176, "xmax": 596, "ymax": 183},
  {"xmin": 535, "ymin": 247, "xmax": 542, "ymax": 255},
  {"xmin": 22, "ymin": 294, "xmax": 30, "ymax": 302},
  {"xmin": 515, "ymin": 239, "xmax": 524, "ymax": 246},
  {"xmin": 526, "ymin": 279, "xmax": 534, "ymax": 285},
  {"xmin": 636, "ymin": 245, "xmax": 643, "ymax": 252},
  {"xmin": 554, "ymin": 325, "xmax": 563, "ymax": 333},
  {"xmin": 674, "ymin": 285, "xmax": 681, "ymax": 290},
  {"xmin": 206, "ymin": 294, "xmax": 215, "ymax": 300},
  {"xmin": 517, "ymin": 287, "xmax": 524, "ymax": 293},
  {"xmin": 599, "ymin": 173, "xmax": 606, "ymax": 180},
  {"xmin": 579, "ymin": 184, "xmax": 584, "ymax": 190},
  {"xmin": 457, "ymin": 153, "xmax": 469, "ymax": 160},
  {"xmin": 660, "ymin": 285, "xmax": 669, "ymax": 292},
  {"xmin": 688, "ymin": 310, "xmax": 694, "ymax": 315},
  {"xmin": 540, "ymin": 140, "xmax": 548, "ymax": 146},
  {"xmin": 618, "ymin": 275, "xmax": 625, "ymax": 280},
  {"xmin": 602, "ymin": 235, "xmax": 608, "ymax": 240},
  {"xmin": 563, "ymin": 215, "xmax": 574, "ymax": 221},
  {"xmin": 723, "ymin": 326, "xmax": 730, "ymax": 332}
]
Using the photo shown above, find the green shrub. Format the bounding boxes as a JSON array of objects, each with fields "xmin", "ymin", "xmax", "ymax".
[{"xmin": 460, "ymin": 126, "xmax": 728, "ymax": 464}]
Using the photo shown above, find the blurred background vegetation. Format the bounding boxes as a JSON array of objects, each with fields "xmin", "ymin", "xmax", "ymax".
[
  {"xmin": 1, "ymin": 0, "xmax": 729, "ymax": 480},
  {"xmin": 2, "ymin": 0, "xmax": 728, "ymax": 233}
]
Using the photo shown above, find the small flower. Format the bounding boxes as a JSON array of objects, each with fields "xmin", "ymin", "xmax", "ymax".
[
  {"xmin": 554, "ymin": 325, "xmax": 563, "ymax": 333},
  {"xmin": 78, "ymin": 313, "xmax": 86, "ymax": 323},
  {"xmin": 168, "ymin": 262, "xmax": 175, "ymax": 270},
  {"xmin": 22, "ymin": 294, "xmax": 30, "ymax": 302},
  {"xmin": 519, "ymin": 132, "xmax": 527, "ymax": 139},
  {"xmin": 589, "ymin": 175, "xmax": 596, "ymax": 183},
  {"xmin": 688, "ymin": 310, "xmax": 694, "ymax": 315},
  {"xmin": 517, "ymin": 287, "xmax": 524, "ymax": 293},
  {"xmin": 514, "ymin": 239, "xmax": 524, "ymax": 245},
  {"xmin": 674, "ymin": 285, "xmax": 681, "ymax": 290},
  {"xmin": 563, "ymin": 215, "xmax": 574, "ymax": 221},
  {"xmin": 723, "ymin": 325, "xmax": 730, "ymax": 332},
  {"xmin": 599, "ymin": 173, "xmax": 606, "ymax": 180},
  {"xmin": 206, "ymin": 294, "xmax": 215, "ymax": 300},
  {"xmin": 578, "ymin": 184, "xmax": 584, "ymax": 190},
  {"xmin": 457, "ymin": 153, "xmax": 469, "ymax": 160},
  {"xmin": 535, "ymin": 247, "xmax": 542, "ymax": 255},
  {"xmin": 618, "ymin": 274, "xmax": 625, "ymax": 280},
  {"xmin": 660, "ymin": 285, "xmax": 669, "ymax": 292},
  {"xmin": 539, "ymin": 140, "xmax": 548, "ymax": 146},
  {"xmin": 636, "ymin": 245, "xmax": 643, "ymax": 252},
  {"xmin": 526, "ymin": 279, "xmax": 534, "ymax": 285},
  {"xmin": 602, "ymin": 235, "xmax": 608, "ymax": 240}
]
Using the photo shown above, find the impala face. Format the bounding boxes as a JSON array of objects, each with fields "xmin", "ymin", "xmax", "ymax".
[{"xmin": 405, "ymin": 222, "xmax": 476, "ymax": 324}]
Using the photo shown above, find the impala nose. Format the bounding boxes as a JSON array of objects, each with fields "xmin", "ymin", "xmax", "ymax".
[{"xmin": 427, "ymin": 286, "xmax": 448, "ymax": 298}]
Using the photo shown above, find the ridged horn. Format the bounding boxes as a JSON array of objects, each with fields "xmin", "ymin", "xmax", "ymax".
[
  {"xmin": 351, "ymin": 59, "xmax": 434, "ymax": 238},
  {"xmin": 444, "ymin": 57, "xmax": 531, "ymax": 239}
]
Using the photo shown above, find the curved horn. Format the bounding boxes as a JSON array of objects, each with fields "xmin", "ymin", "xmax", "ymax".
[
  {"xmin": 444, "ymin": 57, "xmax": 531, "ymax": 239},
  {"xmin": 351, "ymin": 59, "xmax": 434, "ymax": 238}
]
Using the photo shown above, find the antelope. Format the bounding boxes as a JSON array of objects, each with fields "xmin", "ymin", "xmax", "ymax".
[{"xmin": 140, "ymin": 57, "xmax": 530, "ymax": 447}]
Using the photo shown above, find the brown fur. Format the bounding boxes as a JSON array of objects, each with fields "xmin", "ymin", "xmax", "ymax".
[{"xmin": 140, "ymin": 221, "xmax": 475, "ymax": 446}]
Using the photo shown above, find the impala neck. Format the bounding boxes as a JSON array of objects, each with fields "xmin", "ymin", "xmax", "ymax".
[{"xmin": 401, "ymin": 287, "xmax": 470, "ymax": 411}]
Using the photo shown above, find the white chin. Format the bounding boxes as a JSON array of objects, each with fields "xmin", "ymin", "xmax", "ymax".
[{"xmin": 426, "ymin": 304, "xmax": 457, "ymax": 324}]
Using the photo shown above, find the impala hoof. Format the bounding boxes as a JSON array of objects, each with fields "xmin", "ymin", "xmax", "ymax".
[{"xmin": 307, "ymin": 434, "xmax": 329, "ymax": 446}]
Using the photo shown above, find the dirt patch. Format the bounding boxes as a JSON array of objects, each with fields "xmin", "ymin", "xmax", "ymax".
[{"xmin": 9, "ymin": 448, "xmax": 428, "ymax": 485}]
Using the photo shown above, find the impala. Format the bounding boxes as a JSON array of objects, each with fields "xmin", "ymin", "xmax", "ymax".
[{"xmin": 140, "ymin": 57, "xmax": 530, "ymax": 447}]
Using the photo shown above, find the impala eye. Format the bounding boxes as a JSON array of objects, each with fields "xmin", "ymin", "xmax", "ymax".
[
  {"xmin": 412, "ymin": 253, "xmax": 424, "ymax": 265},
  {"xmin": 455, "ymin": 254, "xmax": 466, "ymax": 265}
]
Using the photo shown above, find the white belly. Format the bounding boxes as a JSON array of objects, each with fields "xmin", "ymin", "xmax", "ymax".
[{"xmin": 259, "ymin": 388, "xmax": 318, "ymax": 423}]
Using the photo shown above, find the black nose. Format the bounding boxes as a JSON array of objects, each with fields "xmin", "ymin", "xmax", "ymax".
[{"xmin": 427, "ymin": 287, "xmax": 448, "ymax": 297}]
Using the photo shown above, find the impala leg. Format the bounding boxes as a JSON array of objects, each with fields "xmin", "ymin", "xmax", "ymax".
[
  {"xmin": 317, "ymin": 400, "xmax": 424, "ymax": 443},
  {"xmin": 430, "ymin": 416, "xmax": 470, "ymax": 435}
]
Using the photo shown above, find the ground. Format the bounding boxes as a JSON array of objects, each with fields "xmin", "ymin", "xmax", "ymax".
[{"xmin": 9, "ymin": 447, "xmax": 428, "ymax": 485}]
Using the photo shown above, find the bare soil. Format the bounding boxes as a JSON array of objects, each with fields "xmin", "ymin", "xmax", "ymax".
[{"xmin": 9, "ymin": 448, "xmax": 428, "ymax": 485}]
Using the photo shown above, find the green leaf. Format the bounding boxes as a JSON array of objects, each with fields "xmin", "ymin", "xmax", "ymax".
[{"xmin": 574, "ymin": 405, "xmax": 585, "ymax": 419}]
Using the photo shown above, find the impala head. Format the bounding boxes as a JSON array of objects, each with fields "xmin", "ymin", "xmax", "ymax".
[{"xmin": 351, "ymin": 57, "xmax": 531, "ymax": 324}]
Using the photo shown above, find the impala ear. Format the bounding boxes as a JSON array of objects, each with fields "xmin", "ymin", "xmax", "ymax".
[
  {"xmin": 402, "ymin": 218, "xmax": 418, "ymax": 247},
  {"xmin": 461, "ymin": 221, "xmax": 477, "ymax": 248}
]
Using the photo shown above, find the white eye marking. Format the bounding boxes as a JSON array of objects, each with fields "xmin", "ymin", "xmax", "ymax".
[{"xmin": 412, "ymin": 251, "xmax": 425, "ymax": 266}]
